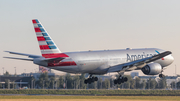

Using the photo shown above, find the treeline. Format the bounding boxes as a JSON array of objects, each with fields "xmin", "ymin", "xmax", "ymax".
[
  {"xmin": 0, "ymin": 71, "xmax": 180, "ymax": 89},
  {"xmin": 26, "ymin": 73, "xmax": 180, "ymax": 89}
]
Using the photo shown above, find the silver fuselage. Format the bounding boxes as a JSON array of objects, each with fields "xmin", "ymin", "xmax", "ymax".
[{"xmin": 49, "ymin": 48, "xmax": 174, "ymax": 74}]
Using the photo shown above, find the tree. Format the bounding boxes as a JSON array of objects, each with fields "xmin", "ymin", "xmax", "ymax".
[
  {"xmin": 122, "ymin": 75, "xmax": 132, "ymax": 89},
  {"xmin": 58, "ymin": 76, "xmax": 64, "ymax": 88},
  {"xmin": 10, "ymin": 81, "xmax": 16, "ymax": 89},
  {"xmin": 65, "ymin": 73, "xmax": 73, "ymax": 89},
  {"xmin": 93, "ymin": 81, "xmax": 98, "ymax": 89},
  {"xmin": 4, "ymin": 71, "xmax": 10, "ymax": 76},
  {"xmin": 146, "ymin": 78, "xmax": 151, "ymax": 89},
  {"xmin": 79, "ymin": 74, "xmax": 86, "ymax": 89},
  {"xmin": 97, "ymin": 78, "xmax": 103, "ymax": 89},
  {"xmin": 158, "ymin": 77, "xmax": 167, "ymax": 89},
  {"xmin": 141, "ymin": 80, "xmax": 146, "ymax": 89},
  {"xmin": 5, "ymin": 79, "xmax": 10, "ymax": 89},
  {"xmin": 176, "ymin": 81, "xmax": 180, "ymax": 89},
  {"xmin": 0, "ymin": 83, "xmax": 2, "ymax": 89},
  {"xmin": 150, "ymin": 79, "xmax": 157, "ymax": 89},
  {"xmin": 73, "ymin": 75, "xmax": 80, "ymax": 89},
  {"xmin": 103, "ymin": 78, "xmax": 110, "ymax": 89},
  {"xmin": 170, "ymin": 81, "xmax": 176, "ymax": 89},
  {"xmin": 28, "ymin": 77, "xmax": 35, "ymax": 89},
  {"xmin": 109, "ymin": 78, "xmax": 114, "ymax": 88},
  {"xmin": 134, "ymin": 77, "xmax": 141, "ymax": 89},
  {"xmin": 130, "ymin": 79, "xmax": 135, "ymax": 89},
  {"xmin": 49, "ymin": 76, "xmax": 55, "ymax": 89},
  {"xmin": 36, "ymin": 72, "xmax": 50, "ymax": 89}
]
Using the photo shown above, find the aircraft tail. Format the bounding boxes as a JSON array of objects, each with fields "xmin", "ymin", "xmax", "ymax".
[{"xmin": 32, "ymin": 19, "xmax": 68, "ymax": 58}]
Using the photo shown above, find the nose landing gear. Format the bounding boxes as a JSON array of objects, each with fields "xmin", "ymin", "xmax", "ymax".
[
  {"xmin": 159, "ymin": 70, "xmax": 165, "ymax": 78},
  {"xmin": 159, "ymin": 74, "xmax": 165, "ymax": 78}
]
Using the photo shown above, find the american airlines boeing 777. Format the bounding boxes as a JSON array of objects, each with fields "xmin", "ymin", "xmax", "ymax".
[{"xmin": 4, "ymin": 19, "xmax": 174, "ymax": 84}]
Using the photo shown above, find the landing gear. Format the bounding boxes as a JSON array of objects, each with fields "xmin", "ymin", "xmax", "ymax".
[
  {"xmin": 159, "ymin": 69, "xmax": 165, "ymax": 78},
  {"xmin": 159, "ymin": 74, "xmax": 165, "ymax": 78},
  {"xmin": 114, "ymin": 75, "xmax": 128, "ymax": 85},
  {"xmin": 84, "ymin": 75, "xmax": 98, "ymax": 84}
]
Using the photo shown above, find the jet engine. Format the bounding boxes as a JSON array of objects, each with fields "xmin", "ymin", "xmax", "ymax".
[{"xmin": 141, "ymin": 63, "xmax": 162, "ymax": 75}]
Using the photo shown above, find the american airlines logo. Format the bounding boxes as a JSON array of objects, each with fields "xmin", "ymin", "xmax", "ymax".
[{"xmin": 127, "ymin": 52, "xmax": 156, "ymax": 62}]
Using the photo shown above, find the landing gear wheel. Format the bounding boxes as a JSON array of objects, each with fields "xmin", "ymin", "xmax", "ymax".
[
  {"xmin": 159, "ymin": 74, "xmax": 165, "ymax": 78},
  {"xmin": 84, "ymin": 79, "xmax": 88, "ymax": 84},
  {"xmin": 114, "ymin": 79, "xmax": 118, "ymax": 84},
  {"xmin": 94, "ymin": 77, "xmax": 98, "ymax": 81},
  {"xmin": 118, "ymin": 79, "xmax": 121, "ymax": 84},
  {"xmin": 121, "ymin": 77, "xmax": 124, "ymax": 83},
  {"xmin": 87, "ymin": 78, "xmax": 91, "ymax": 84},
  {"xmin": 124, "ymin": 77, "xmax": 128, "ymax": 82},
  {"xmin": 84, "ymin": 76, "xmax": 98, "ymax": 84},
  {"xmin": 91, "ymin": 77, "xmax": 95, "ymax": 82},
  {"xmin": 114, "ymin": 76, "xmax": 128, "ymax": 85}
]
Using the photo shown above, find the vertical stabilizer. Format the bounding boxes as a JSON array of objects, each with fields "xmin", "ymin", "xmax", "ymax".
[{"xmin": 32, "ymin": 19, "xmax": 67, "ymax": 58}]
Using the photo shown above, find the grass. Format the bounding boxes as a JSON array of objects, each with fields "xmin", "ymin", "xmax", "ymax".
[
  {"xmin": 0, "ymin": 96, "xmax": 180, "ymax": 100},
  {"xmin": 1, "ymin": 89, "xmax": 180, "ymax": 96}
]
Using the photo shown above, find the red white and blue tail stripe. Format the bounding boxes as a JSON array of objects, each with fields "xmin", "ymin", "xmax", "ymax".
[{"xmin": 32, "ymin": 19, "xmax": 68, "ymax": 58}]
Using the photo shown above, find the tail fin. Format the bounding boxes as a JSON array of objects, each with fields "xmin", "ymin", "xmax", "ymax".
[{"xmin": 32, "ymin": 19, "xmax": 68, "ymax": 58}]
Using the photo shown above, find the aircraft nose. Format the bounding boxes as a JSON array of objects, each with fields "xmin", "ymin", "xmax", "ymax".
[{"xmin": 165, "ymin": 54, "xmax": 174, "ymax": 65}]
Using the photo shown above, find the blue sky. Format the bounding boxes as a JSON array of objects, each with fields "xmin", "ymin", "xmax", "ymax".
[{"xmin": 0, "ymin": 0, "xmax": 180, "ymax": 76}]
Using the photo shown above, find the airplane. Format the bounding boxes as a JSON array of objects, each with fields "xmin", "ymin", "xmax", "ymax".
[{"xmin": 4, "ymin": 19, "xmax": 174, "ymax": 84}]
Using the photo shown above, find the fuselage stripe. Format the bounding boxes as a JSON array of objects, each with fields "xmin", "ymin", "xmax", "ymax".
[
  {"xmin": 48, "ymin": 61, "xmax": 76, "ymax": 67},
  {"xmin": 42, "ymin": 53, "xmax": 69, "ymax": 58}
]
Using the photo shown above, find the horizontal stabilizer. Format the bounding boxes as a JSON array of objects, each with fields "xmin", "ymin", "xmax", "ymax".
[
  {"xmin": 3, "ymin": 57, "xmax": 33, "ymax": 61},
  {"xmin": 4, "ymin": 51, "xmax": 42, "ymax": 58}
]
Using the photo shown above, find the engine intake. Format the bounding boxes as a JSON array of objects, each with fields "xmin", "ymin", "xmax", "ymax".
[{"xmin": 141, "ymin": 63, "xmax": 162, "ymax": 75}]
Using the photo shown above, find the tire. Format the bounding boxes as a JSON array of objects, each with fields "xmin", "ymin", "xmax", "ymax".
[
  {"xmin": 124, "ymin": 77, "xmax": 128, "ymax": 82},
  {"xmin": 159, "ymin": 74, "xmax": 163, "ymax": 78},
  {"xmin": 84, "ymin": 79, "xmax": 88, "ymax": 84},
  {"xmin": 88, "ymin": 78, "xmax": 91, "ymax": 84},
  {"xmin": 94, "ymin": 77, "xmax": 98, "ymax": 81},
  {"xmin": 118, "ymin": 79, "xmax": 121, "ymax": 84},
  {"xmin": 114, "ymin": 79, "xmax": 117, "ymax": 84},
  {"xmin": 121, "ymin": 78, "xmax": 124, "ymax": 83},
  {"xmin": 91, "ymin": 77, "xmax": 95, "ymax": 82}
]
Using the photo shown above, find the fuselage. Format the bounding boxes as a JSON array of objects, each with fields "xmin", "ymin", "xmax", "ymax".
[{"xmin": 48, "ymin": 48, "xmax": 174, "ymax": 74}]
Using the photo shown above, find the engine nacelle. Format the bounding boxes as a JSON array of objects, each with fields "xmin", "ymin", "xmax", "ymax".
[{"xmin": 141, "ymin": 63, "xmax": 162, "ymax": 75}]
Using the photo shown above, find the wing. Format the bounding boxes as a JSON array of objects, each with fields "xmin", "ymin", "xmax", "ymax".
[{"xmin": 107, "ymin": 51, "xmax": 172, "ymax": 73}]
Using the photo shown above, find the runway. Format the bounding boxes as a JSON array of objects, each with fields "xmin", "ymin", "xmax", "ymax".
[{"xmin": 0, "ymin": 95, "xmax": 180, "ymax": 101}]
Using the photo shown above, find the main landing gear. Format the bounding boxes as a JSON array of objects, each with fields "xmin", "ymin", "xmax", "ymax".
[
  {"xmin": 114, "ymin": 75, "xmax": 128, "ymax": 85},
  {"xmin": 84, "ymin": 74, "xmax": 98, "ymax": 84}
]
